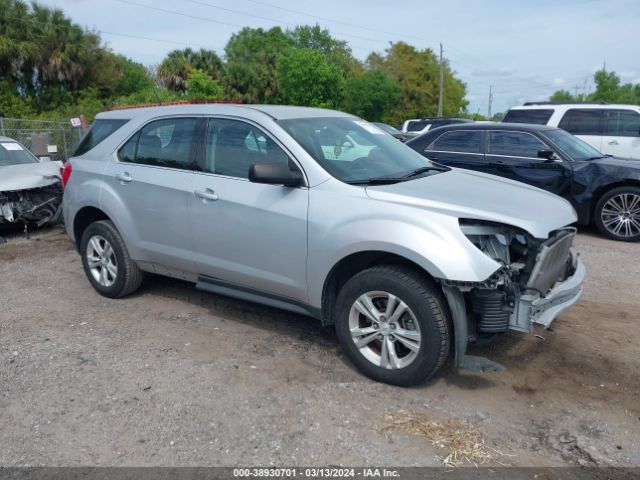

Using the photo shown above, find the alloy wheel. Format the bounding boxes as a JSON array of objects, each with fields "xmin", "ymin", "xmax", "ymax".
[
  {"xmin": 348, "ymin": 291, "xmax": 421, "ymax": 370},
  {"xmin": 600, "ymin": 193, "xmax": 640, "ymax": 238},
  {"xmin": 86, "ymin": 235, "xmax": 118, "ymax": 287}
]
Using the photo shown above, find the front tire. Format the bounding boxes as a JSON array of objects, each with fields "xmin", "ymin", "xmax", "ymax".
[
  {"xmin": 334, "ymin": 265, "xmax": 450, "ymax": 386},
  {"xmin": 80, "ymin": 220, "xmax": 143, "ymax": 298},
  {"xmin": 594, "ymin": 186, "xmax": 640, "ymax": 242}
]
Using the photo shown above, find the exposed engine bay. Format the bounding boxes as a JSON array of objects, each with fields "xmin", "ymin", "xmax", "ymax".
[
  {"xmin": 453, "ymin": 220, "xmax": 580, "ymax": 336},
  {"xmin": 0, "ymin": 184, "xmax": 63, "ymax": 226}
]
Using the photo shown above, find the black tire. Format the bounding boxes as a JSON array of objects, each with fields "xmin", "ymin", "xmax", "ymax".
[
  {"xmin": 80, "ymin": 220, "xmax": 143, "ymax": 298},
  {"xmin": 334, "ymin": 265, "xmax": 450, "ymax": 387},
  {"xmin": 594, "ymin": 186, "xmax": 640, "ymax": 242}
]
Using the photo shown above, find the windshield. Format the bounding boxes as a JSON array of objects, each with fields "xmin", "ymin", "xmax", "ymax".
[
  {"xmin": 543, "ymin": 128, "xmax": 604, "ymax": 161},
  {"xmin": 0, "ymin": 141, "xmax": 39, "ymax": 167},
  {"xmin": 278, "ymin": 117, "xmax": 434, "ymax": 183}
]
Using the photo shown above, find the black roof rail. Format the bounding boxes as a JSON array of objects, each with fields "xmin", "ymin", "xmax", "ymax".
[{"xmin": 522, "ymin": 101, "xmax": 608, "ymax": 106}]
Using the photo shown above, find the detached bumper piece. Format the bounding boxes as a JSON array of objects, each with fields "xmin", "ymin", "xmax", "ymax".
[
  {"xmin": 0, "ymin": 184, "xmax": 63, "ymax": 226},
  {"xmin": 510, "ymin": 229, "xmax": 585, "ymax": 332},
  {"xmin": 513, "ymin": 256, "xmax": 585, "ymax": 330}
]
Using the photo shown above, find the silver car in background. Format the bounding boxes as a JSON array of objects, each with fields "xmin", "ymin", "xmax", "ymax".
[{"xmin": 62, "ymin": 104, "xmax": 585, "ymax": 386}]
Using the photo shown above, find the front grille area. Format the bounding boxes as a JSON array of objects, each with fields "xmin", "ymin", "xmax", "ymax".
[{"xmin": 526, "ymin": 229, "xmax": 575, "ymax": 295}]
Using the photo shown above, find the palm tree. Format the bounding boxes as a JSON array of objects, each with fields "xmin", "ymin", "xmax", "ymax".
[{"xmin": 157, "ymin": 48, "xmax": 223, "ymax": 92}]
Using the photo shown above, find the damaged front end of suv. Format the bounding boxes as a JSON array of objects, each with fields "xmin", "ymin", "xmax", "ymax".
[
  {"xmin": 0, "ymin": 183, "xmax": 63, "ymax": 226},
  {"xmin": 0, "ymin": 137, "xmax": 63, "ymax": 228},
  {"xmin": 442, "ymin": 220, "xmax": 585, "ymax": 371}
]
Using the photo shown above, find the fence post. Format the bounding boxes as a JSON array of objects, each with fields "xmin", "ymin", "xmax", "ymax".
[{"xmin": 0, "ymin": 116, "xmax": 5, "ymax": 137}]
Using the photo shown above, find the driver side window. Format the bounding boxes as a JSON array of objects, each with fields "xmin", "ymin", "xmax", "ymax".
[{"xmin": 205, "ymin": 119, "xmax": 289, "ymax": 179}]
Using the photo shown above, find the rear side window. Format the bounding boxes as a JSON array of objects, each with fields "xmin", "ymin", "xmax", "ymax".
[
  {"xmin": 558, "ymin": 109, "xmax": 604, "ymax": 135},
  {"xmin": 488, "ymin": 131, "xmax": 547, "ymax": 158},
  {"xmin": 75, "ymin": 119, "xmax": 128, "ymax": 156},
  {"xmin": 427, "ymin": 130, "xmax": 483, "ymax": 154},
  {"xmin": 503, "ymin": 109, "xmax": 554, "ymax": 125},
  {"xmin": 604, "ymin": 109, "xmax": 640, "ymax": 137},
  {"xmin": 118, "ymin": 117, "xmax": 200, "ymax": 170}
]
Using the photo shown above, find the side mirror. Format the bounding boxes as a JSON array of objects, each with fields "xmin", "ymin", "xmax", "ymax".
[
  {"xmin": 537, "ymin": 149, "xmax": 557, "ymax": 160},
  {"xmin": 248, "ymin": 163, "xmax": 304, "ymax": 187}
]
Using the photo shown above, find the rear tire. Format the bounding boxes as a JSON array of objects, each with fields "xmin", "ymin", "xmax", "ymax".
[
  {"xmin": 80, "ymin": 220, "xmax": 143, "ymax": 298},
  {"xmin": 334, "ymin": 265, "xmax": 450, "ymax": 386},
  {"xmin": 594, "ymin": 186, "xmax": 640, "ymax": 242}
]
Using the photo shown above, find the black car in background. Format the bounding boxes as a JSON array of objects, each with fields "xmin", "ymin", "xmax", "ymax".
[
  {"xmin": 372, "ymin": 122, "xmax": 417, "ymax": 142},
  {"xmin": 406, "ymin": 123, "xmax": 640, "ymax": 241},
  {"xmin": 401, "ymin": 117, "xmax": 473, "ymax": 134}
]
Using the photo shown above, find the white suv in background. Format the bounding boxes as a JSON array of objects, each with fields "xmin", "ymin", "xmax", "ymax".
[{"xmin": 503, "ymin": 102, "xmax": 640, "ymax": 160}]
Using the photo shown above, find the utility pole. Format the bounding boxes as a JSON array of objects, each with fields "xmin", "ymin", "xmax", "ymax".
[
  {"xmin": 573, "ymin": 84, "xmax": 580, "ymax": 98},
  {"xmin": 437, "ymin": 42, "xmax": 444, "ymax": 117},
  {"xmin": 487, "ymin": 85, "xmax": 493, "ymax": 119},
  {"xmin": 582, "ymin": 77, "xmax": 588, "ymax": 101}
]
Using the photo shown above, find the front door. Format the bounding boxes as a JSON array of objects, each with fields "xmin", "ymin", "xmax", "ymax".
[
  {"xmin": 485, "ymin": 130, "xmax": 572, "ymax": 196},
  {"xmin": 189, "ymin": 117, "xmax": 309, "ymax": 302},
  {"xmin": 602, "ymin": 109, "xmax": 640, "ymax": 160}
]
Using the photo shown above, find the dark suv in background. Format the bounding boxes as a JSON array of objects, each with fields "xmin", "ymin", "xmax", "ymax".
[{"xmin": 406, "ymin": 123, "xmax": 640, "ymax": 241}]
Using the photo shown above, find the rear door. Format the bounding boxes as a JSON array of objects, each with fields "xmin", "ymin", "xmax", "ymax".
[
  {"xmin": 485, "ymin": 130, "xmax": 571, "ymax": 196},
  {"xmin": 602, "ymin": 109, "xmax": 640, "ymax": 160},
  {"xmin": 189, "ymin": 117, "xmax": 309, "ymax": 302},
  {"xmin": 103, "ymin": 116, "xmax": 202, "ymax": 275},
  {"xmin": 557, "ymin": 108, "xmax": 604, "ymax": 152},
  {"xmin": 422, "ymin": 129, "xmax": 486, "ymax": 170}
]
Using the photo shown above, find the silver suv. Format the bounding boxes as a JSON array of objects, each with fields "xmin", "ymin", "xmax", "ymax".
[{"xmin": 63, "ymin": 104, "xmax": 586, "ymax": 386}]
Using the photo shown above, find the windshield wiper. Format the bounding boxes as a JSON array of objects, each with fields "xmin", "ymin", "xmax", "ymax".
[
  {"xmin": 399, "ymin": 165, "xmax": 448, "ymax": 179},
  {"xmin": 347, "ymin": 166, "xmax": 446, "ymax": 186}
]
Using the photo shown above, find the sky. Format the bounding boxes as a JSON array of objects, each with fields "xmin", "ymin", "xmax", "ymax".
[{"xmin": 39, "ymin": 0, "xmax": 640, "ymax": 115}]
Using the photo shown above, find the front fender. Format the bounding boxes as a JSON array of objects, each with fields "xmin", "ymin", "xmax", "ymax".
[{"xmin": 306, "ymin": 184, "xmax": 500, "ymax": 308}]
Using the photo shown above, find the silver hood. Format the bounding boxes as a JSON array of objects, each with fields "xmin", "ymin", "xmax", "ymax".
[
  {"xmin": 366, "ymin": 167, "xmax": 577, "ymax": 239},
  {"xmin": 0, "ymin": 161, "xmax": 62, "ymax": 192}
]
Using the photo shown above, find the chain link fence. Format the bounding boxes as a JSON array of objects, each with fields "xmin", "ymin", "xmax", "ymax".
[{"xmin": 0, "ymin": 117, "xmax": 83, "ymax": 162}]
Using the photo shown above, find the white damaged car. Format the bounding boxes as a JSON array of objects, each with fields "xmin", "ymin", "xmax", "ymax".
[{"xmin": 0, "ymin": 136, "xmax": 63, "ymax": 227}]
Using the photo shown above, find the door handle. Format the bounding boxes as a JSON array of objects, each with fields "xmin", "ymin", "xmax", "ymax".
[
  {"xmin": 115, "ymin": 172, "xmax": 132, "ymax": 184},
  {"xmin": 608, "ymin": 140, "xmax": 619, "ymax": 145},
  {"xmin": 194, "ymin": 188, "xmax": 219, "ymax": 202}
]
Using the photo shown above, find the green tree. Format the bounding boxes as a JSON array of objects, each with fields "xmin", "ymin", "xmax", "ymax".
[
  {"xmin": 549, "ymin": 89, "xmax": 576, "ymax": 102},
  {"xmin": 592, "ymin": 69, "xmax": 620, "ymax": 102},
  {"xmin": 223, "ymin": 27, "xmax": 293, "ymax": 103},
  {"xmin": 367, "ymin": 42, "xmax": 467, "ymax": 124},
  {"xmin": 287, "ymin": 25, "xmax": 355, "ymax": 72},
  {"xmin": 157, "ymin": 48, "xmax": 223, "ymax": 92},
  {"xmin": 116, "ymin": 56, "xmax": 153, "ymax": 96},
  {"xmin": 276, "ymin": 48, "xmax": 344, "ymax": 108},
  {"xmin": 342, "ymin": 70, "xmax": 400, "ymax": 121},
  {"xmin": 186, "ymin": 69, "xmax": 222, "ymax": 100}
]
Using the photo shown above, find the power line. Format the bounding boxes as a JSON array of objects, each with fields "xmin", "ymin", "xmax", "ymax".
[
  {"xmin": 181, "ymin": 0, "xmax": 386, "ymax": 45},
  {"xmin": 0, "ymin": 11, "xmax": 226, "ymax": 52}
]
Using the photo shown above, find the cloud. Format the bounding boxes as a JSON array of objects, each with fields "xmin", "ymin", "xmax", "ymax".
[{"xmin": 551, "ymin": 78, "xmax": 566, "ymax": 87}]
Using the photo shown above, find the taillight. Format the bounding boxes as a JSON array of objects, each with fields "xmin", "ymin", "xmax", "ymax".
[{"xmin": 61, "ymin": 162, "xmax": 72, "ymax": 189}]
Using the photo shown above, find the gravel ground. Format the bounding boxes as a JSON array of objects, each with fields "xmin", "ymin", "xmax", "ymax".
[{"xmin": 0, "ymin": 225, "xmax": 638, "ymax": 467}]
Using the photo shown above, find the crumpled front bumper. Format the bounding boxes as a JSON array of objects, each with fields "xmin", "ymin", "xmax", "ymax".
[{"xmin": 510, "ymin": 256, "xmax": 586, "ymax": 332}]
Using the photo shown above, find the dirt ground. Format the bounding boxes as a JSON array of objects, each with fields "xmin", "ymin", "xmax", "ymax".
[{"xmin": 0, "ymin": 225, "xmax": 639, "ymax": 467}]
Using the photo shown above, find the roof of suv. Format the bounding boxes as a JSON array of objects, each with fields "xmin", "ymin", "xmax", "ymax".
[
  {"xmin": 426, "ymin": 122, "xmax": 555, "ymax": 133},
  {"xmin": 509, "ymin": 103, "xmax": 640, "ymax": 111},
  {"xmin": 96, "ymin": 104, "xmax": 354, "ymax": 121}
]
